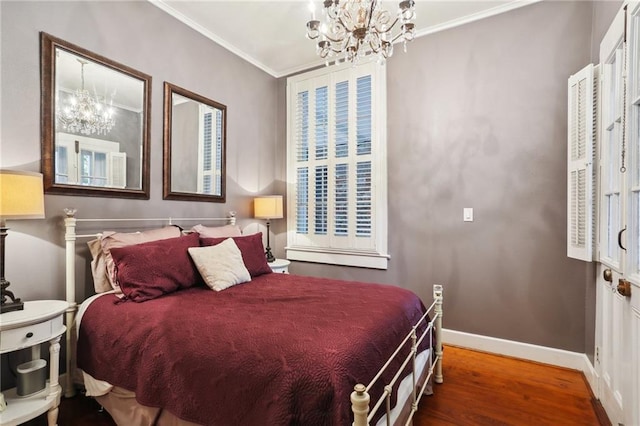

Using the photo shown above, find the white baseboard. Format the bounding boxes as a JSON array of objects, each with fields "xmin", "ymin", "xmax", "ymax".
[
  {"xmin": 581, "ymin": 355, "xmax": 600, "ymax": 397},
  {"xmin": 443, "ymin": 328, "xmax": 596, "ymax": 375}
]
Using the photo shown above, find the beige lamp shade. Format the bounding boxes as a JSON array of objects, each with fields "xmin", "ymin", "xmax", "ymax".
[
  {"xmin": 0, "ymin": 170, "xmax": 46, "ymax": 219},
  {"xmin": 254, "ymin": 195, "xmax": 283, "ymax": 219}
]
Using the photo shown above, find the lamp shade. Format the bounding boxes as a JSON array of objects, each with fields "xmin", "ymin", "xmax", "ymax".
[
  {"xmin": 254, "ymin": 195, "xmax": 283, "ymax": 220},
  {"xmin": 0, "ymin": 170, "xmax": 45, "ymax": 219}
]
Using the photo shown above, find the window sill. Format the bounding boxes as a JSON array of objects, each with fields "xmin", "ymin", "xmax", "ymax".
[{"xmin": 285, "ymin": 247, "xmax": 389, "ymax": 270}]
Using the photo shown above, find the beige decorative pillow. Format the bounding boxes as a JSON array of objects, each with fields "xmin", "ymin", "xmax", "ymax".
[
  {"xmin": 100, "ymin": 227, "xmax": 182, "ymax": 291},
  {"xmin": 188, "ymin": 238, "xmax": 251, "ymax": 292},
  {"xmin": 191, "ymin": 224, "xmax": 242, "ymax": 238},
  {"xmin": 87, "ymin": 238, "xmax": 111, "ymax": 293}
]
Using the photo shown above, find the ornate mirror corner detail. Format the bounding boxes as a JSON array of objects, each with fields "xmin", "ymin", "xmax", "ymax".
[
  {"xmin": 40, "ymin": 32, "xmax": 151, "ymax": 199},
  {"xmin": 163, "ymin": 82, "xmax": 226, "ymax": 203}
]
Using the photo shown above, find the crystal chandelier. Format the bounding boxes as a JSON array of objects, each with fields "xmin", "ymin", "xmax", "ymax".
[
  {"xmin": 306, "ymin": 0, "xmax": 416, "ymax": 64},
  {"xmin": 57, "ymin": 59, "xmax": 116, "ymax": 136}
]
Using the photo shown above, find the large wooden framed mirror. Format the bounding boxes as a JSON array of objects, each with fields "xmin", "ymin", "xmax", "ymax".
[
  {"xmin": 40, "ymin": 32, "xmax": 151, "ymax": 199},
  {"xmin": 163, "ymin": 82, "xmax": 226, "ymax": 202}
]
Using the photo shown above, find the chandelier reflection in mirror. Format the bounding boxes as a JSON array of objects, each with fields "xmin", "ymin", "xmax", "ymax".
[
  {"xmin": 57, "ymin": 59, "xmax": 116, "ymax": 136},
  {"xmin": 306, "ymin": 0, "xmax": 416, "ymax": 64}
]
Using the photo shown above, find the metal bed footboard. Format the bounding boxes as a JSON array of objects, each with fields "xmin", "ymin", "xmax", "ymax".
[{"xmin": 351, "ymin": 285, "xmax": 444, "ymax": 426}]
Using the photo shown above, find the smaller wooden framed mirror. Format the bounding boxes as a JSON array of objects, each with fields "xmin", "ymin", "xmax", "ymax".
[{"xmin": 163, "ymin": 82, "xmax": 226, "ymax": 202}]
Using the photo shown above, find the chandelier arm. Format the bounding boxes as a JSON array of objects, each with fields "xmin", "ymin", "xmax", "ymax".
[
  {"xmin": 390, "ymin": 32, "xmax": 404, "ymax": 44},
  {"xmin": 337, "ymin": 15, "xmax": 355, "ymax": 33},
  {"xmin": 324, "ymin": 33, "xmax": 348, "ymax": 44},
  {"xmin": 330, "ymin": 45, "xmax": 348, "ymax": 54},
  {"xmin": 377, "ymin": 17, "xmax": 399, "ymax": 33},
  {"xmin": 390, "ymin": 26, "xmax": 412, "ymax": 44},
  {"xmin": 367, "ymin": 0, "xmax": 377, "ymax": 30}
]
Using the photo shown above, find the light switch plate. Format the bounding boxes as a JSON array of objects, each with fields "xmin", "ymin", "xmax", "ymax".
[{"xmin": 463, "ymin": 208, "xmax": 473, "ymax": 222}]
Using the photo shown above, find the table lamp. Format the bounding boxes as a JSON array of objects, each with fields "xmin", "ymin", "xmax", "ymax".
[
  {"xmin": 0, "ymin": 170, "xmax": 45, "ymax": 313},
  {"xmin": 254, "ymin": 195, "xmax": 283, "ymax": 263}
]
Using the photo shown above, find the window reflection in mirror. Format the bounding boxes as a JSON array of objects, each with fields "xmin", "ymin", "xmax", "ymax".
[
  {"xmin": 41, "ymin": 32, "xmax": 151, "ymax": 199},
  {"xmin": 163, "ymin": 82, "xmax": 226, "ymax": 202},
  {"xmin": 55, "ymin": 133, "xmax": 126, "ymax": 187}
]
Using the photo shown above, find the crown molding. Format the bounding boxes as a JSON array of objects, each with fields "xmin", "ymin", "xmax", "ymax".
[
  {"xmin": 414, "ymin": 0, "xmax": 542, "ymax": 39},
  {"xmin": 150, "ymin": 0, "xmax": 543, "ymax": 79},
  {"xmin": 149, "ymin": 0, "xmax": 279, "ymax": 77}
]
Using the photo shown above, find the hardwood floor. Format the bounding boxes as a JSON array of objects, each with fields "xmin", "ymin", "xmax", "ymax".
[
  {"xmin": 414, "ymin": 346, "xmax": 609, "ymax": 426},
  {"xmin": 23, "ymin": 345, "xmax": 608, "ymax": 425}
]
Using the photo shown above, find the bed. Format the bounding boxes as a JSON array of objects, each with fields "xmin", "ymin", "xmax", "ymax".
[{"xmin": 63, "ymin": 209, "xmax": 443, "ymax": 426}]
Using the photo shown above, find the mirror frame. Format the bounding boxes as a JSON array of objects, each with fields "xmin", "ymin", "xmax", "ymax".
[
  {"xmin": 40, "ymin": 32, "xmax": 151, "ymax": 199},
  {"xmin": 163, "ymin": 82, "xmax": 227, "ymax": 203}
]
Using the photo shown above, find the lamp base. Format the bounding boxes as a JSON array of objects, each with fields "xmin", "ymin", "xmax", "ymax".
[
  {"xmin": 265, "ymin": 247, "xmax": 276, "ymax": 263},
  {"xmin": 264, "ymin": 219, "xmax": 276, "ymax": 263},
  {"xmin": 1, "ymin": 280, "xmax": 24, "ymax": 314}
]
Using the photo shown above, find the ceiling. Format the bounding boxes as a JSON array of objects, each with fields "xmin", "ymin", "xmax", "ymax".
[{"xmin": 150, "ymin": 0, "xmax": 540, "ymax": 78}]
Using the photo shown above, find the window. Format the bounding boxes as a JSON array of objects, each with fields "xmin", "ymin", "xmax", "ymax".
[
  {"xmin": 626, "ymin": 4, "xmax": 640, "ymax": 285},
  {"xmin": 197, "ymin": 105, "xmax": 223, "ymax": 195},
  {"xmin": 599, "ymin": 36, "xmax": 625, "ymax": 270},
  {"xmin": 286, "ymin": 61, "xmax": 388, "ymax": 269},
  {"xmin": 55, "ymin": 132, "xmax": 126, "ymax": 188}
]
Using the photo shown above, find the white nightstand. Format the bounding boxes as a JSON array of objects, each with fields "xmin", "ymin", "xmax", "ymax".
[
  {"xmin": 0, "ymin": 300, "xmax": 68, "ymax": 426},
  {"xmin": 269, "ymin": 258, "xmax": 291, "ymax": 274}
]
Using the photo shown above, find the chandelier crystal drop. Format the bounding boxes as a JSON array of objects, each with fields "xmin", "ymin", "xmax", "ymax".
[
  {"xmin": 57, "ymin": 59, "xmax": 116, "ymax": 136},
  {"xmin": 306, "ymin": 0, "xmax": 416, "ymax": 65}
]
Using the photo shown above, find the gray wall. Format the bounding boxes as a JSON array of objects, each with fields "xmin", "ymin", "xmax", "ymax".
[
  {"xmin": 281, "ymin": 1, "xmax": 617, "ymax": 354},
  {"xmin": 171, "ymin": 101, "xmax": 200, "ymax": 192},
  {"xmin": 0, "ymin": 0, "xmax": 279, "ymax": 303}
]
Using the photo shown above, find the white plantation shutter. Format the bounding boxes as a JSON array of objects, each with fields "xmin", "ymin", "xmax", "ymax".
[
  {"xmin": 315, "ymin": 86, "xmax": 329, "ymax": 160},
  {"xmin": 296, "ymin": 167, "xmax": 309, "ymax": 234},
  {"xmin": 335, "ymin": 163, "xmax": 349, "ymax": 236},
  {"xmin": 297, "ymin": 91, "xmax": 310, "ymax": 162},
  {"xmin": 315, "ymin": 165, "xmax": 328, "ymax": 234},
  {"xmin": 287, "ymin": 60, "xmax": 388, "ymax": 269},
  {"xmin": 335, "ymin": 81, "xmax": 349, "ymax": 158},
  {"xmin": 356, "ymin": 76, "xmax": 372, "ymax": 155},
  {"xmin": 356, "ymin": 161, "xmax": 372, "ymax": 237},
  {"xmin": 567, "ymin": 64, "xmax": 597, "ymax": 261},
  {"xmin": 215, "ymin": 109, "xmax": 223, "ymax": 195}
]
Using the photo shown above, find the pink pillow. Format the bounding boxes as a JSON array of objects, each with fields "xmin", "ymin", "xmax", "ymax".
[
  {"xmin": 200, "ymin": 232, "xmax": 272, "ymax": 278},
  {"xmin": 191, "ymin": 224, "xmax": 242, "ymax": 238},
  {"xmin": 100, "ymin": 226, "xmax": 182, "ymax": 292},
  {"xmin": 110, "ymin": 233, "xmax": 201, "ymax": 302}
]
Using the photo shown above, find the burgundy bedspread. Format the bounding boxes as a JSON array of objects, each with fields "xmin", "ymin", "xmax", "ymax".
[{"xmin": 78, "ymin": 274, "xmax": 428, "ymax": 425}]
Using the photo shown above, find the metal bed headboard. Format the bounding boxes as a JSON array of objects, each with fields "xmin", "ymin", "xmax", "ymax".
[{"xmin": 62, "ymin": 208, "xmax": 237, "ymax": 398}]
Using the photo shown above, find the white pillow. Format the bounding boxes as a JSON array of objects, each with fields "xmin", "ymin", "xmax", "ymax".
[{"xmin": 188, "ymin": 238, "xmax": 251, "ymax": 292}]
